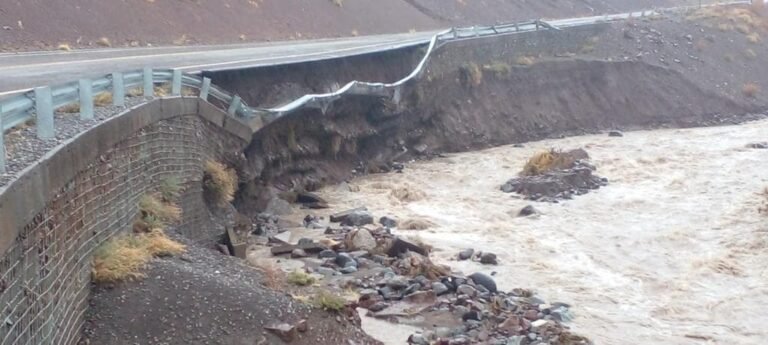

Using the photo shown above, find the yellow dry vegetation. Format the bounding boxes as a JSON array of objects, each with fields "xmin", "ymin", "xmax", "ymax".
[
  {"xmin": 520, "ymin": 149, "xmax": 575, "ymax": 176},
  {"xmin": 91, "ymin": 230, "xmax": 185, "ymax": 283},
  {"xmin": 204, "ymin": 160, "xmax": 238, "ymax": 207}
]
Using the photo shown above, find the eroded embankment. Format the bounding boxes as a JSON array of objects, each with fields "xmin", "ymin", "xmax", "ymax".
[{"xmin": 214, "ymin": 16, "xmax": 767, "ymax": 212}]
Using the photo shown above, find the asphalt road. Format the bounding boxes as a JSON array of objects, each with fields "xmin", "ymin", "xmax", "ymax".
[{"xmin": 0, "ymin": 31, "xmax": 437, "ymax": 96}]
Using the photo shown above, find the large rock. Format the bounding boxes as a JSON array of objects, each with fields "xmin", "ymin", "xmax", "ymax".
[
  {"xmin": 345, "ymin": 228, "xmax": 376, "ymax": 251},
  {"xmin": 379, "ymin": 215, "xmax": 399, "ymax": 228},
  {"xmin": 469, "ymin": 272, "xmax": 497, "ymax": 293},
  {"xmin": 341, "ymin": 210, "xmax": 374, "ymax": 226},
  {"xmin": 265, "ymin": 323, "xmax": 296, "ymax": 342}
]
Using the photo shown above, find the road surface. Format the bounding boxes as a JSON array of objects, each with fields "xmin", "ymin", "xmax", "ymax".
[{"xmin": 0, "ymin": 31, "xmax": 436, "ymax": 96}]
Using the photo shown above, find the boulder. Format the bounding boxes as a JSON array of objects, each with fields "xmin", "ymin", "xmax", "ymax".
[
  {"xmin": 341, "ymin": 210, "xmax": 374, "ymax": 226},
  {"xmin": 608, "ymin": 130, "xmax": 624, "ymax": 137},
  {"xmin": 480, "ymin": 252, "xmax": 498, "ymax": 265},
  {"xmin": 330, "ymin": 207, "xmax": 368, "ymax": 223},
  {"xmin": 518, "ymin": 205, "xmax": 537, "ymax": 217},
  {"xmin": 458, "ymin": 248, "xmax": 474, "ymax": 261},
  {"xmin": 468, "ymin": 272, "xmax": 497, "ymax": 293},
  {"xmin": 345, "ymin": 228, "xmax": 376, "ymax": 251}
]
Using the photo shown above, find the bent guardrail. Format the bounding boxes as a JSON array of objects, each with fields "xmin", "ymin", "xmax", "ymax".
[{"xmin": 0, "ymin": 0, "xmax": 751, "ymax": 174}]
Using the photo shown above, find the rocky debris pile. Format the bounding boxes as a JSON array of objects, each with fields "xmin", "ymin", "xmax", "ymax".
[
  {"xmin": 501, "ymin": 149, "xmax": 607, "ymax": 202},
  {"xmin": 258, "ymin": 205, "xmax": 589, "ymax": 345}
]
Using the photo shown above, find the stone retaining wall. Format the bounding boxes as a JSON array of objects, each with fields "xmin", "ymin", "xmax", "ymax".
[{"xmin": 0, "ymin": 98, "xmax": 249, "ymax": 345}]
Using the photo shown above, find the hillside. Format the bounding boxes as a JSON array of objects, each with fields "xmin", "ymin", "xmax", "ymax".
[{"xmin": 0, "ymin": 0, "xmax": 687, "ymax": 51}]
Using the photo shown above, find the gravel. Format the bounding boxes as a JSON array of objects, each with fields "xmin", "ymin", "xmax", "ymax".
[{"xmin": 1, "ymin": 96, "xmax": 151, "ymax": 187}]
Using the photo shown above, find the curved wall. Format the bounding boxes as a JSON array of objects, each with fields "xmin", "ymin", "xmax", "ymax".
[{"xmin": 0, "ymin": 98, "xmax": 249, "ymax": 345}]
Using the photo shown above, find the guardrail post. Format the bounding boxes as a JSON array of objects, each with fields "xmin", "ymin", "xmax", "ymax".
[
  {"xmin": 79, "ymin": 79, "xmax": 94, "ymax": 120},
  {"xmin": 200, "ymin": 77, "xmax": 211, "ymax": 101},
  {"xmin": 0, "ymin": 105, "xmax": 5, "ymax": 174},
  {"xmin": 227, "ymin": 95, "xmax": 242, "ymax": 117},
  {"xmin": 34, "ymin": 86, "xmax": 55, "ymax": 139},
  {"xmin": 112, "ymin": 72, "xmax": 125, "ymax": 107},
  {"xmin": 143, "ymin": 67, "xmax": 153, "ymax": 97},
  {"xmin": 171, "ymin": 69, "xmax": 182, "ymax": 96}
]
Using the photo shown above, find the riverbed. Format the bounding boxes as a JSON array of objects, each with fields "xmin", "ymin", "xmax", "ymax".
[{"xmin": 317, "ymin": 119, "xmax": 768, "ymax": 344}]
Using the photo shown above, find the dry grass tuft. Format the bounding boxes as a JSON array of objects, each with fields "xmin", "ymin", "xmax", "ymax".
[
  {"xmin": 135, "ymin": 194, "xmax": 181, "ymax": 232},
  {"xmin": 57, "ymin": 43, "xmax": 72, "ymax": 51},
  {"xmin": 57, "ymin": 103, "xmax": 80, "ymax": 114},
  {"xmin": 399, "ymin": 217, "xmax": 437, "ymax": 230},
  {"xmin": 93, "ymin": 92, "xmax": 113, "ymax": 106},
  {"xmin": 127, "ymin": 85, "xmax": 171, "ymax": 98},
  {"xmin": 287, "ymin": 270, "xmax": 316, "ymax": 286},
  {"xmin": 312, "ymin": 290, "xmax": 346, "ymax": 311},
  {"xmin": 203, "ymin": 160, "xmax": 238, "ymax": 207},
  {"xmin": 460, "ymin": 63, "xmax": 483, "ymax": 87},
  {"xmin": 521, "ymin": 149, "xmax": 577, "ymax": 176},
  {"xmin": 515, "ymin": 56, "xmax": 536, "ymax": 66},
  {"xmin": 482, "ymin": 61, "xmax": 512, "ymax": 78},
  {"xmin": 255, "ymin": 262, "xmax": 285, "ymax": 289},
  {"xmin": 96, "ymin": 37, "xmax": 111, "ymax": 47},
  {"xmin": 742, "ymin": 82, "xmax": 760, "ymax": 98},
  {"xmin": 91, "ymin": 230, "xmax": 185, "ymax": 283},
  {"xmin": 332, "ymin": 0, "xmax": 344, "ymax": 7},
  {"xmin": 747, "ymin": 32, "xmax": 761, "ymax": 43}
]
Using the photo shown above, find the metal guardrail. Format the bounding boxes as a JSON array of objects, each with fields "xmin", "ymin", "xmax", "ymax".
[{"xmin": 0, "ymin": 0, "xmax": 752, "ymax": 174}]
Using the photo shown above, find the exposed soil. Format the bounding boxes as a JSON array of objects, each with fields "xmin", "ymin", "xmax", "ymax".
[
  {"xmin": 80, "ymin": 233, "xmax": 380, "ymax": 345},
  {"xmin": 0, "ymin": 0, "xmax": 695, "ymax": 51},
  {"xmin": 230, "ymin": 10, "xmax": 768, "ymax": 211}
]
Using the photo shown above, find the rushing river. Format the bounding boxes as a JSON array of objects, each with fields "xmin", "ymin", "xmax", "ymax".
[{"xmin": 315, "ymin": 119, "xmax": 768, "ymax": 344}]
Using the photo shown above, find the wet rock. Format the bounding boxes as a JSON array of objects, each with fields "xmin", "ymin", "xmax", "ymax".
[
  {"xmin": 608, "ymin": 130, "xmax": 624, "ymax": 137},
  {"xmin": 518, "ymin": 205, "xmax": 537, "ymax": 217},
  {"xmin": 480, "ymin": 252, "xmax": 498, "ymax": 265},
  {"xmin": 340, "ymin": 210, "xmax": 374, "ymax": 226},
  {"xmin": 340, "ymin": 266, "xmax": 358, "ymax": 274},
  {"xmin": 297, "ymin": 238, "xmax": 314, "ymax": 246},
  {"xmin": 346, "ymin": 228, "xmax": 376, "ymax": 251},
  {"xmin": 432, "ymin": 282, "xmax": 449, "ymax": 296},
  {"xmin": 408, "ymin": 333, "xmax": 429, "ymax": 345},
  {"xmin": 318, "ymin": 249, "xmax": 337, "ymax": 259},
  {"xmin": 386, "ymin": 276, "xmax": 410, "ymax": 289},
  {"xmin": 387, "ymin": 237, "xmax": 429, "ymax": 257},
  {"xmin": 296, "ymin": 191, "xmax": 329, "ymax": 208},
  {"xmin": 291, "ymin": 249, "xmax": 308, "ymax": 258},
  {"xmin": 335, "ymin": 253, "xmax": 356, "ymax": 268},
  {"xmin": 330, "ymin": 207, "xmax": 368, "ymax": 223},
  {"xmin": 404, "ymin": 291, "xmax": 436, "ymax": 304},
  {"xmin": 469, "ymin": 272, "xmax": 497, "ymax": 293},
  {"xmin": 461, "ymin": 310, "xmax": 481, "ymax": 321},
  {"xmin": 265, "ymin": 323, "xmax": 296, "ymax": 342},
  {"xmin": 458, "ymin": 248, "xmax": 474, "ymax": 261},
  {"xmin": 747, "ymin": 142, "xmax": 768, "ymax": 149},
  {"xmin": 379, "ymin": 216, "xmax": 398, "ymax": 228},
  {"xmin": 457, "ymin": 284, "xmax": 477, "ymax": 297},
  {"xmin": 369, "ymin": 301, "xmax": 389, "ymax": 312},
  {"xmin": 316, "ymin": 267, "xmax": 338, "ymax": 276}
]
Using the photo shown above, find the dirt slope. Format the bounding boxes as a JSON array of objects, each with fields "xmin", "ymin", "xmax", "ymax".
[{"xmin": 1, "ymin": 0, "xmax": 688, "ymax": 51}]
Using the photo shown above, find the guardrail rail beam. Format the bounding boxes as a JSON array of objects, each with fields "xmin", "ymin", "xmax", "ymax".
[
  {"xmin": 34, "ymin": 87, "xmax": 55, "ymax": 139},
  {"xmin": 79, "ymin": 79, "xmax": 94, "ymax": 120}
]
